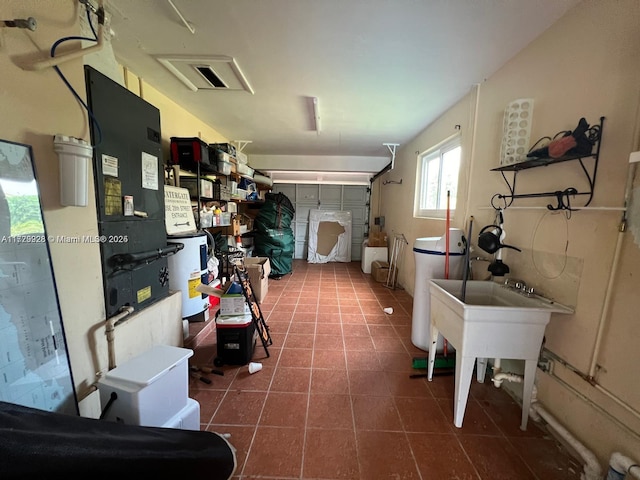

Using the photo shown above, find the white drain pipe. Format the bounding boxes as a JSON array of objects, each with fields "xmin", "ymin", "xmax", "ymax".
[
  {"xmin": 606, "ymin": 452, "xmax": 640, "ymax": 480},
  {"xmin": 529, "ymin": 402, "xmax": 602, "ymax": 480},
  {"xmin": 491, "ymin": 373, "xmax": 602, "ymax": 480}
]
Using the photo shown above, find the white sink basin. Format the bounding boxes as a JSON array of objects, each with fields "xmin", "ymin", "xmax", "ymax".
[
  {"xmin": 431, "ymin": 279, "xmax": 574, "ymax": 316},
  {"xmin": 427, "ymin": 279, "xmax": 573, "ymax": 430}
]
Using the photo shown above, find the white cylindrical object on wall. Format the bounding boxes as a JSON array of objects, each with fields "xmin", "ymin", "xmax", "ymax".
[
  {"xmin": 167, "ymin": 232, "xmax": 209, "ymax": 321},
  {"xmin": 411, "ymin": 228, "xmax": 465, "ymax": 351},
  {"xmin": 53, "ymin": 134, "xmax": 93, "ymax": 207}
]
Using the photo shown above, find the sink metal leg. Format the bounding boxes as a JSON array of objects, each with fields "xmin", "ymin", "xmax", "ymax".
[
  {"xmin": 476, "ymin": 358, "xmax": 488, "ymax": 382},
  {"xmin": 520, "ymin": 359, "xmax": 537, "ymax": 431},
  {"xmin": 453, "ymin": 355, "xmax": 476, "ymax": 428},
  {"xmin": 427, "ymin": 325, "xmax": 439, "ymax": 381}
]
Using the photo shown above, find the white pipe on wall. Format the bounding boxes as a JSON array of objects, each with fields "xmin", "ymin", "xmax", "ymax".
[
  {"xmin": 606, "ymin": 452, "xmax": 640, "ymax": 480},
  {"xmin": 492, "ymin": 372, "xmax": 522, "ymax": 388},
  {"xmin": 105, "ymin": 306, "xmax": 135, "ymax": 370}
]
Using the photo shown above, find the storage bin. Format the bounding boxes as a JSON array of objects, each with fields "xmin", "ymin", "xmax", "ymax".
[
  {"xmin": 236, "ymin": 163, "xmax": 254, "ymax": 178},
  {"xmin": 211, "ymin": 143, "xmax": 236, "ymax": 157},
  {"xmin": 235, "ymin": 151, "xmax": 248, "ymax": 164},
  {"xmin": 97, "ymin": 345, "xmax": 193, "ymax": 427},
  {"xmin": 217, "ymin": 160, "xmax": 232, "ymax": 175},
  {"xmin": 170, "ymin": 137, "xmax": 216, "ymax": 174},
  {"xmin": 179, "ymin": 176, "xmax": 213, "ymax": 198},
  {"xmin": 212, "ymin": 183, "xmax": 231, "ymax": 201}
]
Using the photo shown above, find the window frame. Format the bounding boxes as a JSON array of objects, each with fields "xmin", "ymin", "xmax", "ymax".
[{"xmin": 414, "ymin": 134, "xmax": 461, "ymax": 219}]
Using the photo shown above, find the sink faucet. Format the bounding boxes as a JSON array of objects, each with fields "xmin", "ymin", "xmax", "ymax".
[{"xmin": 504, "ymin": 278, "xmax": 535, "ymax": 296}]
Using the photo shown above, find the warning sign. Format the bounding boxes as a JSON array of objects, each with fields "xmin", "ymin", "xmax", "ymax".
[{"xmin": 164, "ymin": 185, "xmax": 196, "ymax": 235}]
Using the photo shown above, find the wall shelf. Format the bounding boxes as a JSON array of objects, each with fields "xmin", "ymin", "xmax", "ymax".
[{"xmin": 490, "ymin": 116, "xmax": 604, "ymax": 211}]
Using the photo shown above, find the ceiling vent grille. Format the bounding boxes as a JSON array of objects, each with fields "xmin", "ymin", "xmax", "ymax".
[{"xmin": 155, "ymin": 55, "xmax": 254, "ymax": 94}]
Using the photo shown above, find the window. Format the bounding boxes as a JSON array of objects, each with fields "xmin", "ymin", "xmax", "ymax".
[{"xmin": 415, "ymin": 136, "xmax": 461, "ymax": 218}]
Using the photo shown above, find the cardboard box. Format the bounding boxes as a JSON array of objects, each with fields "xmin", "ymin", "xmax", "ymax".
[
  {"xmin": 244, "ymin": 257, "xmax": 271, "ymax": 303},
  {"xmin": 317, "ymin": 221, "xmax": 346, "ymax": 256},
  {"xmin": 220, "ymin": 283, "xmax": 251, "ymax": 316},
  {"xmin": 367, "ymin": 231, "xmax": 388, "ymax": 247},
  {"xmin": 371, "ymin": 260, "xmax": 390, "ymax": 283}
]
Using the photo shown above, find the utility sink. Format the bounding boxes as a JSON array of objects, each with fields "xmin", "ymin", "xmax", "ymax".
[{"xmin": 427, "ymin": 279, "xmax": 573, "ymax": 430}]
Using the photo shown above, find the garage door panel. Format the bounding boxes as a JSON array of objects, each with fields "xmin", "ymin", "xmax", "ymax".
[{"xmin": 344, "ymin": 185, "xmax": 368, "ymax": 204}]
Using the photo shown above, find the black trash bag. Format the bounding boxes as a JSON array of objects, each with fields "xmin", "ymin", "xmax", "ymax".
[{"xmin": 0, "ymin": 401, "xmax": 236, "ymax": 479}]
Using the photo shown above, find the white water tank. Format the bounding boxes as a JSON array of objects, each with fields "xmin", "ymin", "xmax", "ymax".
[
  {"xmin": 167, "ymin": 232, "xmax": 209, "ymax": 322},
  {"xmin": 412, "ymin": 229, "xmax": 465, "ymax": 351}
]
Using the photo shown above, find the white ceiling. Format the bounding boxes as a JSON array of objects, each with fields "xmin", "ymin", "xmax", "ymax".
[{"xmin": 107, "ymin": 0, "xmax": 579, "ymax": 164}]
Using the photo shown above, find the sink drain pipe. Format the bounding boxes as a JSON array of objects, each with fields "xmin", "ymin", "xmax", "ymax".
[{"xmin": 492, "ymin": 374, "xmax": 602, "ymax": 480}]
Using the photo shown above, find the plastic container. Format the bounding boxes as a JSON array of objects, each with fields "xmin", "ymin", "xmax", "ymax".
[
  {"xmin": 217, "ymin": 160, "xmax": 232, "ymax": 175},
  {"xmin": 54, "ymin": 134, "xmax": 92, "ymax": 207},
  {"xmin": 97, "ymin": 345, "xmax": 193, "ymax": 427}
]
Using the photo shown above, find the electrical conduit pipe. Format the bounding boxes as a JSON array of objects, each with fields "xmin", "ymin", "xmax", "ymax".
[{"xmin": 105, "ymin": 306, "xmax": 135, "ymax": 370}]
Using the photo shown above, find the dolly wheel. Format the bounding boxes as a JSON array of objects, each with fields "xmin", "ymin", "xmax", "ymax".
[{"xmin": 213, "ymin": 357, "xmax": 224, "ymax": 368}]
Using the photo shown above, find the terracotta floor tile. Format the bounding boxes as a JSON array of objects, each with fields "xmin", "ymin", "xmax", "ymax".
[
  {"xmin": 317, "ymin": 312, "xmax": 342, "ymax": 323},
  {"xmin": 273, "ymin": 303, "xmax": 296, "ymax": 313},
  {"xmin": 268, "ymin": 310, "xmax": 293, "ymax": 322},
  {"xmin": 458, "ymin": 435, "xmax": 536, "ymax": 480},
  {"xmin": 314, "ymin": 333, "xmax": 344, "ymax": 350},
  {"xmin": 242, "ymin": 426, "xmax": 304, "ymax": 478},
  {"xmin": 259, "ymin": 392, "xmax": 308, "ymax": 428},
  {"xmin": 323, "ymin": 304, "xmax": 341, "ymax": 314},
  {"xmin": 288, "ymin": 321, "xmax": 316, "ymax": 334},
  {"xmin": 292, "ymin": 312, "xmax": 317, "ymax": 322},
  {"xmin": 343, "ymin": 334, "xmax": 375, "ymax": 351},
  {"xmin": 367, "ymin": 324, "xmax": 398, "ymax": 337},
  {"xmin": 315, "ymin": 322, "xmax": 342, "ymax": 335},
  {"xmin": 340, "ymin": 313, "xmax": 367, "ymax": 324},
  {"xmin": 229, "ymin": 365, "xmax": 275, "ymax": 392},
  {"xmin": 212, "ymin": 390, "xmax": 267, "ymax": 426},
  {"xmin": 279, "ymin": 348, "xmax": 313, "ymax": 368},
  {"xmin": 384, "ymin": 371, "xmax": 432, "ymax": 398},
  {"xmin": 436, "ymin": 398, "xmax": 502, "ymax": 435},
  {"xmin": 395, "ymin": 396, "xmax": 453, "ymax": 433},
  {"xmin": 307, "ymin": 393, "xmax": 354, "ymax": 429},
  {"xmin": 425, "ymin": 372, "xmax": 456, "ymax": 399},
  {"xmin": 352, "ymin": 395, "xmax": 403, "ymax": 431},
  {"xmin": 508, "ymin": 437, "xmax": 582, "ymax": 480},
  {"xmin": 348, "ymin": 369, "xmax": 391, "ymax": 396},
  {"xmin": 476, "ymin": 394, "xmax": 546, "ymax": 438},
  {"xmin": 190, "ymin": 389, "xmax": 226, "ymax": 425},
  {"xmin": 310, "ymin": 368, "xmax": 350, "ymax": 394},
  {"xmin": 364, "ymin": 314, "xmax": 390, "ymax": 325},
  {"xmin": 372, "ymin": 335, "xmax": 408, "ymax": 353},
  {"xmin": 304, "ymin": 429, "xmax": 359, "ymax": 479},
  {"xmin": 284, "ymin": 333, "xmax": 315, "ymax": 349},
  {"xmin": 312, "ymin": 349, "xmax": 346, "ymax": 369},
  {"xmin": 341, "ymin": 323, "xmax": 370, "ymax": 336},
  {"xmin": 207, "ymin": 424, "xmax": 255, "ymax": 476},
  {"xmin": 270, "ymin": 366, "xmax": 311, "ymax": 393},
  {"xmin": 376, "ymin": 351, "xmax": 414, "ymax": 372},
  {"xmin": 357, "ymin": 430, "xmax": 420, "ymax": 479},
  {"xmin": 408, "ymin": 432, "xmax": 480, "ymax": 480},
  {"xmin": 345, "ymin": 350, "xmax": 382, "ymax": 371}
]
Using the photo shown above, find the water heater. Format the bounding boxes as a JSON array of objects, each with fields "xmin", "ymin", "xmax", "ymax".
[{"xmin": 167, "ymin": 232, "xmax": 209, "ymax": 322}]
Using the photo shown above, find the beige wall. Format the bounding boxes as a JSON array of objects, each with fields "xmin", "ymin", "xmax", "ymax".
[
  {"xmin": 0, "ymin": 1, "xmax": 227, "ymax": 418},
  {"xmin": 380, "ymin": 0, "xmax": 640, "ymax": 464}
]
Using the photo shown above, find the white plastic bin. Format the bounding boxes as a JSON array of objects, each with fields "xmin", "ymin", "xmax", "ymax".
[
  {"xmin": 361, "ymin": 240, "xmax": 388, "ymax": 274},
  {"xmin": 98, "ymin": 345, "xmax": 193, "ymax": 427}
]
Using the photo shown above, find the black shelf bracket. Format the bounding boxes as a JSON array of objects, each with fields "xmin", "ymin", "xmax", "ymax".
[{"xmin": 491, "ymin": 117, "xmax": 604, "ymax": 211}]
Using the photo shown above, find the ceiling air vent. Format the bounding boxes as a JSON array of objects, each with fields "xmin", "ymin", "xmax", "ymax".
[{"xmin": 155, "ymin": 55, "xmax": 254, "ymax": 94}]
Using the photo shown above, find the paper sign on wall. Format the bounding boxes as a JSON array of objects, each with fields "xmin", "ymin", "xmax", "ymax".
[
  {"xmin": 141, "ymin": 152, "xmax": 158, "ymax": 190},
  {"xmin": 164, "ymin": 185, "xmax": 196, "ymax": 235}
]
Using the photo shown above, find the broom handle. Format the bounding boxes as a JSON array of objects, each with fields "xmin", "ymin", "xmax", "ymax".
[{"xmin": 444, "ymin": 191, "xmax": 451, "ymax": 356}]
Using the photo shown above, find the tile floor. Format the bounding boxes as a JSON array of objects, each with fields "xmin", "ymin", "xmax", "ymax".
[{"xmin": 187, "ymin": 260, "xmax": 582, "ymax": 480}]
